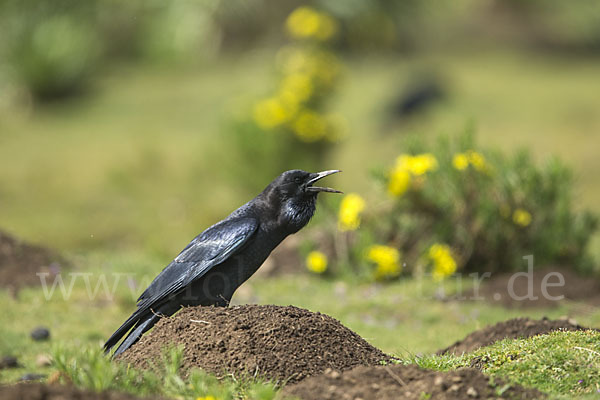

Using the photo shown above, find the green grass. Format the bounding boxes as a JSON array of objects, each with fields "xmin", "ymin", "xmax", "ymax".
[
  {"xmin": 51, "ymin": 344, "xmax": 278, "ymax": 399},
  {"xmin": 412, "ymin": 330, "xmax": 600, "ymax": 398}
]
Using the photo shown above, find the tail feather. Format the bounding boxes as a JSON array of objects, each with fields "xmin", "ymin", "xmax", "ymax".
[
  {"xmin": 111, "ymin": 313, "xmax": 161, "ymax": 358},
  {"xmin": 104, "ymin": 313, "xmax": 140, "ymax": 355}
]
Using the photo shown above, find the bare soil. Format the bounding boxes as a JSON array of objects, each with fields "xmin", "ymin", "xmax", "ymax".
[
  {"xmin": 281, "ymin": 364, "xmax": 543, "ymax": 400},
  {"xmin": 0, "ymin": 383, "xmax": 161, "ymax": 400},
  {"xmin": 118, "ymin": 304, "xmax": 393, "ymax": 384},
  {"xmin": 472, "ymin": 267, "xmax": 600, "ymax": 308},
  {"xmin": 0, "ymin": 230, "xmax": 66, "ymax": 292},
  {"xmin": 437, "ymin": 317, "xmax": 594, "ymax": 355}
]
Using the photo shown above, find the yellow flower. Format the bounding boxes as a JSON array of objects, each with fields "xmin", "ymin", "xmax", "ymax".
[
  {"xmin": 279, "ymin": 73, "xmax": 313, "ymax": 104},
  {"xmin": 512, "ymin": 208, "xmax": 532, "ymax": 227},
  {"xmin": 387, "ymin": 167, "xmax": 411, "ymax": 197},
  {"xmin": 306, "ymin": 251, "xmax": 328, "ymax": 274},
  {"xmin": 428, "ymin": 243, "xmax": 457, "ymax": 281},
  {"xmin": 338, "ymin": 193, "xmax": 366, "ymax": 231},
  {"xmin": 467, "ymin": 150, "xmax": 488, "ymax": 172},
  {"xmin": 452, "ymin": 153, "xmax": 469, "ymax": 170},
  {"xmin": 399, "ymin": 153, "xmax": 438, "ymax": 176},
  {"xmin": 286, "ymin": 7, "xmax": 338, "ymax": 41},
  {"xmin": 292, "ymin": 109, "xmax": 327, "ymax": 142},
  {"xmin": 387, "ymin": 153, "xmax": 437, "ymax": 197},
  {"xmin": 196, "ymin": 396, "xmax": 217, "ymax": 400},
  {"xmin": 253, "ymin": 97, "xmax": 297, "ymax": 129},
  {"xmin": 452, "ymin": 150, "xmax": 490, "ymax": 173},
  {"xmin": 366, "ymin": 245, "xmax": 401, "ymax": 280}
]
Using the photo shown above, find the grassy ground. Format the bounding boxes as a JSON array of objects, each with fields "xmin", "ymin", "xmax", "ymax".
[
  {"xmin": 1, "ymin": 251, "xmax": 600, "ymax": 397},
  {"xmin": 415, "ymin": 329, "xmax": 600, "ymax": 398}
]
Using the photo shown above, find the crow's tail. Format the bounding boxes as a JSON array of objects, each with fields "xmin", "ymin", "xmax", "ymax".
[{"xmin": 104, "ymin": 312, "xmax": 161, "ymax": 358}]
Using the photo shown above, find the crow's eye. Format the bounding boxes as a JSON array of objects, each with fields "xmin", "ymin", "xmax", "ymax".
[{"xmin": 294, "ymin": 177, "xmax": 302, "ymax": 184}]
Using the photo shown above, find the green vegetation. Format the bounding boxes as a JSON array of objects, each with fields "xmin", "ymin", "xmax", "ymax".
[
  {"xmin": 302, "ymin": 132, "xmax": 598, "ymax": 281},
  {"xmin": 412, "ymin": 330, "xmax": 600, "ymax": 398},
  {"xmin": 227, "ymin": 8, "xmax": 343, "ymax": 191},
  {"xmin": 51, "ymin": 345, "xmax": 278, "ymax": 400}
]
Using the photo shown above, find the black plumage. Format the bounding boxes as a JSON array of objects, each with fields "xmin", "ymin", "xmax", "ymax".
[{"xmin": 104, "ymin": 169, "xmax": 341, "ymax": 357}]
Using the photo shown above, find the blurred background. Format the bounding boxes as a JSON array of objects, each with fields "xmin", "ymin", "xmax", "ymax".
[
  {"xmin": 1, "ymin": 0, "xmax": 600, "ymax": 379},
  {"xmin": 1, "ymin": 0, "xmax": 599, "ymax": 259}
]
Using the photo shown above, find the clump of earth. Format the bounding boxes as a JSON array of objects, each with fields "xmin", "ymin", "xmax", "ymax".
[
  {"xmin": 0, "ymin": 230, "xmax": 66, "ymax": 292},
  {"xmin": 281, "ymin": 364, "xmax": 543, "ymax": 400},
  {"xmin": 0, "ymin": 383, "xmax": 162, "ymax": 400},
  {"xmin": 437, "ymin": 316, "xmax": 594, "ymax": 355},
  {"xmin": 118, "ymin": 304, "xmax": 393, "ymax": 384}
]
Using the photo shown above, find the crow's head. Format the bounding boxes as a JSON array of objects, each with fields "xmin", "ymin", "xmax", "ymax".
[
  {"xmin": 277, "ymin": 169, "xmax": 341, "ymax": 198},
  {"xmin": 264, "ymin": 169, "xmax": 341, "ymax": 232}
]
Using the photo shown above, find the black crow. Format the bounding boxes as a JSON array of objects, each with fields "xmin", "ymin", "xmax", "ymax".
[{"xmin": 104, "ymin": 169, "xmax": 341, "ymax": 357}]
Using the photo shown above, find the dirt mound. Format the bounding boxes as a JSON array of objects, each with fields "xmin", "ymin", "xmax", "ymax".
[
  {"xmin": 0, "ymin": 383, "xmax": 161, "ymax": 400},
  {"xmin": 118, "ymin": 305, "xmax": 392, "ymax": 384},
  {"xmin": 281, "ymin": 364, "xmax": 543, "ymax": 400},
  {"xmin": 438, "ymin": 317, "xmax": 593, "ymax": 355},
  {"xmin": 0, "ymin": 230, "xmax": 66, "ymax": 292},
  {"xmin": 473, "ymin": 267, "xmax": 600, "ymax": 308}
]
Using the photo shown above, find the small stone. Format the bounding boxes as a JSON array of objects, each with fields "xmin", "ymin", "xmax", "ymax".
[
  {"xmin": 330, "ymin": 370, "xmax": 341, "ymax": 379},
  {"xmin": 467, "ymin": 386, "xmax": 478, "ymax": 398},
  {"xmin": 371, "ymin": 383, "xmax": 380, "ymax": 390},
  {"xmin": 36, "ymin": 354, "xmax": 52, "ymax": 367},
  {"xmin": 0, "ymin": 356, "xmax": 19, "ymax": 369},
  {"xmin": 30, "ymin": 327, "xmax": 51, "ymax": 341},
  {"xmin": 449, "ymin": 384, "xmax": 461, "ymax": 392},
  {"xmin": 451, "ymin": 375, "xmax": 462, "ymax": 383},
  {"xmin": 19, "ymin": 373, "xmax": 46, "ymax": 381}
]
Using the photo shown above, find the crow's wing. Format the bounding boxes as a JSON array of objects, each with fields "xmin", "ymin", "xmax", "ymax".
[
  {"xmin": 104, "ymin": 217, "xmax": 258, "ymax": 354},
  {"xmin": 136, "ymin": 217, "xmax": 258, "ymax": 309}
]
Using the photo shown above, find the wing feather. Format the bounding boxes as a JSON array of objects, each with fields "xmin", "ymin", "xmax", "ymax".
[{"xmin": 135, "ymin": 217, "xmax": 258, "ymax": 310}]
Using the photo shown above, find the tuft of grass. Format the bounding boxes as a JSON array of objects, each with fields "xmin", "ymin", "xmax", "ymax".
[
  {"xmin": 409, "ymin": 330, "xmax": 600, "ymax": 397},
  {"xmin": 51, "ymin": 344, "xmax": 279, "ymax": 399}
]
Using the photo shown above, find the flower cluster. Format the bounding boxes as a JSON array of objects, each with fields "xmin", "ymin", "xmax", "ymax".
[
  {"xmin": 338, "ymin": 193, "xmax": 366, "ymax": 231},
  {"xmin": 306, "ymin": 250, "xmax": 328, "ymax": 274},
  {"xmin": 252, "ymin": 7, "xmax": 344, "ymax": 144},
  {"xmin": 366, "ymin": 245, "xmax": 401, "ymax": 280},
  {"xmin": 286, "ymin": 6, "xmax": 338, "ymax": 41},
  {"xmin": 388, "ymin": 153, "xmax": 438, "ymax": 197},
  {"xmin": 428, "ymin": 243, "xmax": 457, "ymax": 280},
  {"xmin": 452, "ymin": 150, "xmax": 490, "ymax": 173}
]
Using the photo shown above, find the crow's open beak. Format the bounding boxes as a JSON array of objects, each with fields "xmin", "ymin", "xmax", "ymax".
[{"xmin": 305, "ymin": 170, "xmax": 342, "ymax": 193}]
